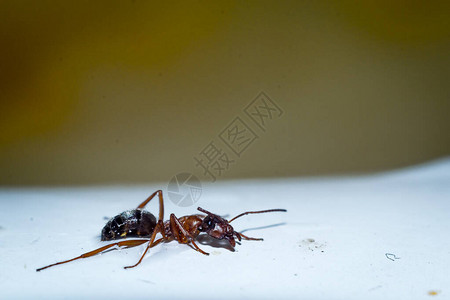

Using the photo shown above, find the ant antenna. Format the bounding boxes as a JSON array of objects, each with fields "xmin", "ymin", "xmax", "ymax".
[
  {"xmin": 197, "ymin": 207, "xmax": 218, "ymax": 217},
  {"xmin": 197, "ymin": 207, "xmax": 215, "ymax": 215},
  {"xmin": 197, "ymin": 207, "xmax": 286, "ymax": 223},
  {"xmin": 228, "ymin": 209, "xmax": 287, "ymax": 223}
]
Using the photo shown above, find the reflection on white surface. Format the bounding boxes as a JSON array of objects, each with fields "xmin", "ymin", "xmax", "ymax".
[{"xmin": 1, "ymin": 158, "xmax": 449, "ymax": 299}]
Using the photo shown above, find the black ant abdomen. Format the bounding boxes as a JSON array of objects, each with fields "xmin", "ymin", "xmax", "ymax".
[{"xmin": 101, "ymin": 209, "xmax": 157, "ymax": 241}]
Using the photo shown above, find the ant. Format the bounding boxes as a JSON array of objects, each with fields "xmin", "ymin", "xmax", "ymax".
[{"xmin": 36, "ymin": 190, "xmax": 286, "ymax": 271}]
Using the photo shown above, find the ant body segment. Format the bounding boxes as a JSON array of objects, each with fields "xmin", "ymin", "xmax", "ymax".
[{"xmin": 36, "ymin": 190, "xmax": 286, "ymax": 271}]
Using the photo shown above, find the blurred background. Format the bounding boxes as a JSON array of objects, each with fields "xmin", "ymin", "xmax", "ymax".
[{"xmin": 1, "ymin": 0, "xmax": 449, "ymax": 186}]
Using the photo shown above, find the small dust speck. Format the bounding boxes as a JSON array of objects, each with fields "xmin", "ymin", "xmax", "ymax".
[
  {"xmin": 428, "ymin": 290, "xmax": 441, "ymax": 296},
  {"xmin": 299, "ymin": 238, "xmax": 326, "ymax": 251},
  {"xmin": 385, "ymin": 253, "xmax": 400, "ymax": 261},
  {"xmin": 294, "ymin": 273, "xmax": 298, "ymax": 276}
]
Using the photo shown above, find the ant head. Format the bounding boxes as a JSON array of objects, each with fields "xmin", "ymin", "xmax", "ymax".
[{"xmin": 197, "ymin": 207, "xmax": 238, "ymax": 247}]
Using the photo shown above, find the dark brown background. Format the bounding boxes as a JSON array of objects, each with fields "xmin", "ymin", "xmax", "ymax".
[{"xmin": 1, "ymin": 1, "xmax": 449, "ymax": 185}]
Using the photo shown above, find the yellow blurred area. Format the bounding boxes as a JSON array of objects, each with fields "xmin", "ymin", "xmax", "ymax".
[
  {"xmin": 0, "ymin": 1, "xmax": 449, "ymax": 185},
  {"xmin": 1, "ymin": 1, "xmax": 235, "ymax": 144},
  {"xmin": 1, "ymin": 1, "xmax": 234, "ymax": 143},
  {"xmin": 332, "ymin": 0, "xmax": 449, "ymax": 44}
]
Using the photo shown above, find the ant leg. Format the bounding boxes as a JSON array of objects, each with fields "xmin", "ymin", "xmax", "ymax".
[
  {"xmin": 124, "ymin": 222, "xmax": 165, "ymax": 269},
  {"xmin": 136, "ymin": 190, "xmax": 164, "ymax": 221},
  {"xmin": 36, "ymin": 239, "xmax": 150, "ymax": 272},
  {"xmin": 238, "ymin": 232, "xmax": 263, "ymax": 241},
  {"xmin": 170, "ymin": 213, "xmax": 209, "ymax": 256},
  {"xmin": 155, "ymin": 220, "xmax": 167, "ymax": 239}
]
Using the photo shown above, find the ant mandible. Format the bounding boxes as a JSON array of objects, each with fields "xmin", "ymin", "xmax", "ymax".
[{"xmin": 36, "ymin": 190, "xmax": 286, "ymax": 271}]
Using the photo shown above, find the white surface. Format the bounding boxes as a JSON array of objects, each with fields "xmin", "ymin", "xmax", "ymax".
[{"xmin": 1, "ymin": 158, "xmax": 450, "ymax": 299}]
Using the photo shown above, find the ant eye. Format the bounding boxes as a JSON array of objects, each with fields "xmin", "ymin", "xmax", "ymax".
[{"xmin": 201, "ymin": 217, "xmax": 215, "ymax": 231}]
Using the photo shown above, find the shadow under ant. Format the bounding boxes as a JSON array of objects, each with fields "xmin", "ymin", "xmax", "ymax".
[
  {"xmin": 239, "ymin": 222, "xmax": 286, "ymax": 234},
  {"xmin": 196, "ymin": 234, "xmax": 236, "ymax": 251}
]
